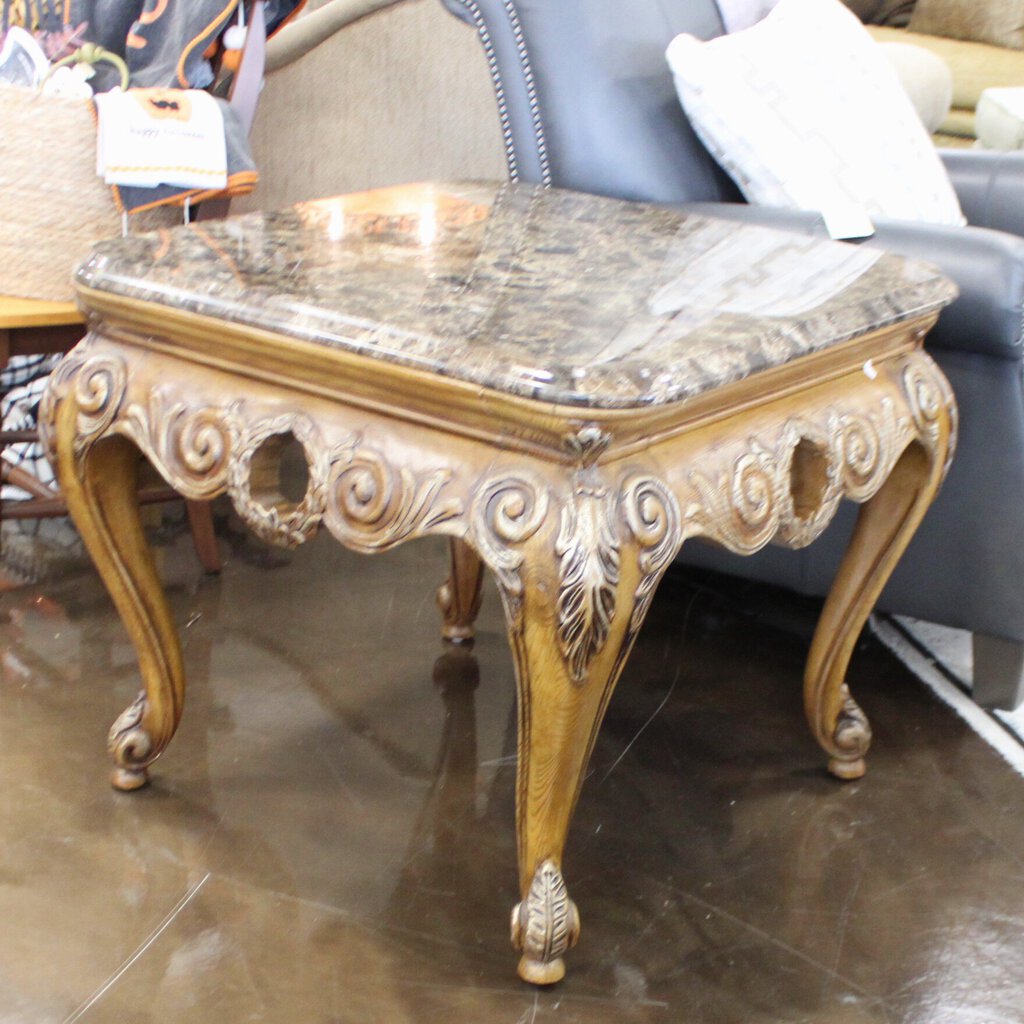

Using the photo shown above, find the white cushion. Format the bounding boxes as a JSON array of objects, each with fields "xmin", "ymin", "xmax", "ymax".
[
  {"xmin": 878, "ymin": 41, "xmax": 954, "ymax": 135},
  {"xmin": 666, "ymin": 0, "xmax": 965, "ymax": 234},
  {"xmin": 976, "ymin": 88, "xmax": 1024, "ymax": 151}
]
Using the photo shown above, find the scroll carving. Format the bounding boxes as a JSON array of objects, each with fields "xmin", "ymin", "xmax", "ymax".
[
  {"xmin": 687, "ymin": 439, "xmax": 791, "ymax": 555},
  {"xmin": 120, "ymin": 391, "xmax": 239, "ymax": 500},
  {"xmin": 837, "ymin": 406, "xmax": 889, "ymax": 497},
  {"xmin": 683, "ymin": 362, "xmax": 943, "ymax": 557},
  {"xmin": 902, "ymin": 359, "xmax": 941, "ymax": 443},
  {"xmin": 107, "ymin": 691, "xmax": 153, "ymax": 790},
  {"xmin": 324, "ymin": 442, "xmax": 462, "ymax": 553},
  {"xmin": 555, "ymin": 486, "xmax": 620, "ymax": 683},
  {"xmin": 622, "ymin": 475, "xmax": 683, "ymax": 639},
  {"xmin": 511, "ymin": 860, "xmax": 580, "ymax": 975},
  {"xmin": 471, "ymin": 473, "xmax": 549, "ymax": 632},
  {"xmin": 902, "ymin": 355, "xmax": 958, "ymax": 478},
  {"xmin": 829, "ymin": 683, "xmax": 873, "ymax": 780},
  {"xmin": 39, "ymin": 349, "xmax": 127, "ymax": 462}
]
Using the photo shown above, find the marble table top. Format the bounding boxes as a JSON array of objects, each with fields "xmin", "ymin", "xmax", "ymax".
[{"xmin": 76, "ymin": 182, "xmax": 956, "ymax": 410}]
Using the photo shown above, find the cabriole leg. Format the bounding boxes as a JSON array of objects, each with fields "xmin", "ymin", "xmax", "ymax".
[
  {"xmin": 496, "ymin": 521, "xmax": 655, "ymax": 985},
  {"xmin": 806, "ymin": 441, "xmax": 947, "ymax": 780},
  {"xmin": 53, "ymin": 416, "xmax": 185, "ymax": 791}
]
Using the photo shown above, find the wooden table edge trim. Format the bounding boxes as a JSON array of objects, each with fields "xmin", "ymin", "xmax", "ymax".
[{"xmin": 75, "ymin": 285, "xmax": 937, "ymax": 464}]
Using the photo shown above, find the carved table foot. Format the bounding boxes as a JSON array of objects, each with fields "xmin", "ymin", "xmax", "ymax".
[
  {"xmin": 512, "ymin": 860, "xmax": 581, "ymax": 985},
  {"xmin": 826, "ymin": 686, "xmax": 872, "ymax": 780},
  {"xmin": 436, "ymin": 538, "xmax": 484, "ymax": 642},
  {"xmin": 108, "ymin": 692, "xmax": 157, "ymax": 790}
]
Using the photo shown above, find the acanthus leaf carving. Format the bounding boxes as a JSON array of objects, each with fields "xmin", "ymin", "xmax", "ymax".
[
  {"xmin": 555, "ymin": 485, "xmax": 620, "ymax": 683},
  {"xmin": 563, "ymin": 424, "xmax": 611, "ymax": 467},
  {"xmin": 833, "ymin": 683, "xmax": 872, "ymax": 756},
  {"xmin": 107, "ymin": 690, "xmax": 153, "ymax": 789},
  {"xmin": 827, "ymin": 682, "xmax": 873, "ymax": 780},
  {"xmin": 511, "ymin": 860, "xmax": 580, "ymax": 968}
]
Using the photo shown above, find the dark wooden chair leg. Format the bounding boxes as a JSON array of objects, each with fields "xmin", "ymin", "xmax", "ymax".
[{"xmin": 186, "ymin": 500, "xmax": 222, "ymax": 574}]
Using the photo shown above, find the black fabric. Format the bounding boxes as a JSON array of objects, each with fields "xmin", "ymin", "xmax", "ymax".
[
  {"xmin": 1, "ymin": 1, "xmax": 301, "ymax": 89},
  {"xmin": 1, "ymin": 355, "xmax": 62, "ymax": 503}
]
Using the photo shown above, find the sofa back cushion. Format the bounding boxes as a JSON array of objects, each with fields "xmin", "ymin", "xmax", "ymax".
[
  {"xmin": 869, "ymin": 26, "xmax": 1024, "ymax": 114},
  {"xmin": 439, "ymin": 0, "xmax": 741, "ymax": 204},
  {"xmin": 910, "ymin": 0, "xmax": 1024, "ymax": 50},
  {"xmin": 844, "ymin": 0, "xmax": 918, "ymax": 27}
]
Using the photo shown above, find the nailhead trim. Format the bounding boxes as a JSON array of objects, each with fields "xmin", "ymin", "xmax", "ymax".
[
  {"xmin": 449, "ymin": 0, "xmax": 552, "ymax": 187},
  {"xmin": 499, "ymin": 0, "xmax": 551, "ymax": 186}
]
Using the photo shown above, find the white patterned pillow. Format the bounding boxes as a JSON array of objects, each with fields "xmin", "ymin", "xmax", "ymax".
[{"xmin": 667, "ymin": 0, "xmax": 964, "ymax": 234}]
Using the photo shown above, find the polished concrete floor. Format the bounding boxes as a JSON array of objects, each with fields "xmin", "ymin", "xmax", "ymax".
[{"xmin": 1, "ymin": 518, "xmax": 1022, "ymax": 1023}]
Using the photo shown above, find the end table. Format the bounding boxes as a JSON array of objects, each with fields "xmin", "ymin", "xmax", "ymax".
[{"xmin": 42, "ymin": 182, "xmax": 957, "ymax": 984}]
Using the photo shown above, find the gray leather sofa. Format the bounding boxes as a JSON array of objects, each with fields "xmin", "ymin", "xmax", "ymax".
[{"xmin": 441, "ymin": 0, "xmax": 1024, "ymax": 709}]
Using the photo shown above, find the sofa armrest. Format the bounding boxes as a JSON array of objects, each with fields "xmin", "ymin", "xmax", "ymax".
[
  {"xmin": 685, "ymin": 201, "xmax": 1024, "ymax": 360},
  {"xmin": 941, "ymin": 149, "xmax": 1024, "ymax": 237}
]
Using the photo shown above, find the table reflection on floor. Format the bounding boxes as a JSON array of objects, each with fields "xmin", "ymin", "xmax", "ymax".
[{"xmin": 0, "ymin": 522, "xmax": 1021, "ymax": 1023}]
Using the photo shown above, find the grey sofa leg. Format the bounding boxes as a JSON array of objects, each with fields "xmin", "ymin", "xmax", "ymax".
[{"xmin": 972, "ymin": 633, "xmax": 1024, "ymax": 711}]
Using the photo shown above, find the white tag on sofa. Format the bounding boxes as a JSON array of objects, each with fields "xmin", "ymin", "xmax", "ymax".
[{"xmin": 821, "ymin": 201, "xmax": 875, "ymax": 240}]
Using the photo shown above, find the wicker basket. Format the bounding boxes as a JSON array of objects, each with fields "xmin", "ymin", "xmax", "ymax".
[{"xmin": 0, "ymin": 84, "xmax": 174, "ymax": 302}]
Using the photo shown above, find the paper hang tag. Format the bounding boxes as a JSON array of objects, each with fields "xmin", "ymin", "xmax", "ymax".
[
  {"xmin": 95, "ymin": 88, "xmax": 228, "ymax": 191},
  {"xmin": 784, "ymin": 166, "xmax": 876, "ymax": 241}
]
